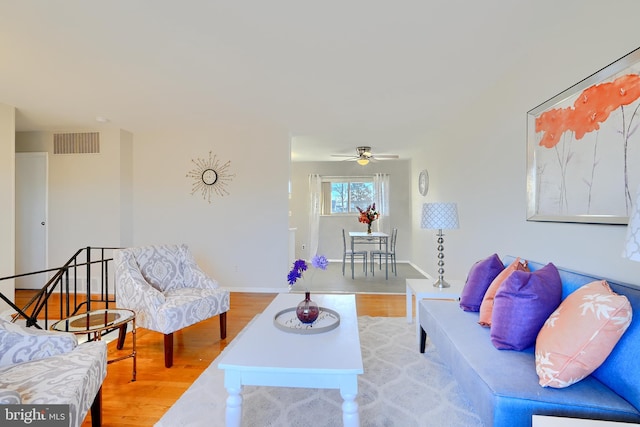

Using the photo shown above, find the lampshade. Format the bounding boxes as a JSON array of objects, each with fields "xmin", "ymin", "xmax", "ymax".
[
  {"xmin": 623, "ymin": 186, "xmax": 640, "ymax": 262},
  {"xmin": 421, "ymin": 203, "xmax": 459, "ymax": 230},
  {"xmin": 356, "ymin": 158, "xmax": 369, "ymax": 166}
]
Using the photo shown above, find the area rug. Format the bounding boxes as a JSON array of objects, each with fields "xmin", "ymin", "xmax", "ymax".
[
  {"xmin": 300, "ymin": 261, "xmax": 429, "ymax": 295},
  {"xmin": 155, "ymin": 316, "xmax": 482, "ymax": 427}
]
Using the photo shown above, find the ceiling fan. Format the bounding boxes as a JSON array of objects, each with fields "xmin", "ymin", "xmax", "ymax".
[{"xmin": 330, "ymin": 146, "xmax": 399, "ymax": 165}]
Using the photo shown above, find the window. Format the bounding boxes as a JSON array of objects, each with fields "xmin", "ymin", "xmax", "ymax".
[{"xmin": 322, "ymin": 177, "xmax": 375, "ymax": 215}]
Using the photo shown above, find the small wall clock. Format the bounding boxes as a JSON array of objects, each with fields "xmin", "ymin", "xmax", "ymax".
[
  {"xmin": 418, "ymin": 169, "xmax": 429, "ymax": 196},
  {"xmin": 186, "ymin": 151, "xmax": 235, "ymax": 204}
]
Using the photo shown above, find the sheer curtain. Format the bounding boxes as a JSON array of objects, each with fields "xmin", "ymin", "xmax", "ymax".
[
  {"xmin": 374, "ymin": 173, "xmax": 390, "ymax": 233},
  {"xmin": 308, "ymin": 174, "xmax": 322, "ymax": 260}
]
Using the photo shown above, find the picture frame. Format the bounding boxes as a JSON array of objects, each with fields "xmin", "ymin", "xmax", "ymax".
[{"xmin": 527, "ymin": 47, "xmax": 640, "ymax": 224}]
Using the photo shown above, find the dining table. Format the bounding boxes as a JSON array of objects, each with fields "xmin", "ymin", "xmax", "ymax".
[{"xmin": 348, "ymin": 231, "xmax": 389, "ymax": 279}]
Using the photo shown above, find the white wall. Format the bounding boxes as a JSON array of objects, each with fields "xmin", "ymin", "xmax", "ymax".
[
  {"xmin": 410, "ymin": 23, "xmax": 640, "ymax": 285},
  {"xmin": 132, "ymin": 123, "xmax": 291, "ymax": 292},
  {"xmin": 16, "ymin": 129, "xmax": 126, "ymax": 267},
  {"xmin": 290, "ymin": 160, "xmax": 412, "ymax": 262},
  {"xmin": 14, "ymin": 123, "xmax": 290, "ymax": 294},
  {"xmin": 0, "ymin": 104, "xmax": 15, "ymax": 311},
  {"xmin": 120, "ymin": 130, "xmax": 134, "ymax": 248}
]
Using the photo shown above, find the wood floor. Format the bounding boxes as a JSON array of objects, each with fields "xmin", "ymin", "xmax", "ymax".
[{"xmin": 44, "ymin": 292, "xmax": 405, "ymax": 426}]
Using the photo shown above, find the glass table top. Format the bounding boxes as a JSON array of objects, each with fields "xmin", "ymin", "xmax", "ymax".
[{"xmin": 50, "ymin": 308, "xmax": 135, "ymax": 334}]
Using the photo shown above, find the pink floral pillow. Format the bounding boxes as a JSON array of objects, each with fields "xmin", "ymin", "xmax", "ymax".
[
  {"xmin": 478, "ymin": 257, "xmax": 529, "ymax": 327},
  {"xmin": 535, "ymin": 280, "xmax": 633, "ymax": 388}
]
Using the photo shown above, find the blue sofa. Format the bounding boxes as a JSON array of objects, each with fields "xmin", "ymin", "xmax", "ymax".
[{"xmin": 419, "ymin": 256, "xmax": 640, "ymax": 427}]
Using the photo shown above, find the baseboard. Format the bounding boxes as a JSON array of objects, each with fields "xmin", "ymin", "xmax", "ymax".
[
  {"xmin": 229, "ymin": 287, "xmax": 285, "ymax": 294},
  {"xmin": 407, "ymin": 261, "xmax": 433, "ymax": 280}
]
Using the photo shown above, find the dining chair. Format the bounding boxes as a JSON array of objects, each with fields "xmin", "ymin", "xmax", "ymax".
[
  {"xmin": 370, "ymin": 228, "xmax": 398, "ymax": 279},
  {"xmin": 342, "ymin": 229, "xmax": 368, "ymax": 279}
]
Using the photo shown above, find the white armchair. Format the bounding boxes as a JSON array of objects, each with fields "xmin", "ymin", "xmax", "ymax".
[{"xmin": 114, "ymin": 244, "xmax": 230, "ymax": 368}]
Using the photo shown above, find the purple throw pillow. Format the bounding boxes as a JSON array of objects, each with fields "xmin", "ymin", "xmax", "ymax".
[
  {"xmin": 490, "ymin": 263, "xmax": 562, "ymax": 351},
  {"xmin": 459, "ymin": 254, "xmax": 504, "ymax": 312}
]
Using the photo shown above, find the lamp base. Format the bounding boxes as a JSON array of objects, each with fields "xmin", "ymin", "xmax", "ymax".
[{"xmin": 432, "ymin": 277, "xmax": 450, "ymax": 288}]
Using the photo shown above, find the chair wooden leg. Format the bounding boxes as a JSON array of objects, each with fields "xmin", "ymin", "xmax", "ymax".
[
  {"xmin": 164, "ymin": 333, "xmax": 173, "ymax": 368},
  {"xmin": 91, "ymin": 386, "xmax": 102, "ymax": 427},
  {"xmin": 220, "ymin": 312, "xmax": 227, "ymax": 340},
  {"xmin": 116, "ymin": 324, "xmax": 127, "ymax": 350}
]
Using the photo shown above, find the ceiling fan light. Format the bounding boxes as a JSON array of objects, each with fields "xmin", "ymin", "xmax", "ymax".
[{"xmin": 356, "ymin": 158, "xmax": 369, "ymax": 166}]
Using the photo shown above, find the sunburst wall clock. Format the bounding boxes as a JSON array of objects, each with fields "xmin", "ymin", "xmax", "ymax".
[{"xmin": 186, "ymin": 151, "xmax": 235, "ymax": 203}]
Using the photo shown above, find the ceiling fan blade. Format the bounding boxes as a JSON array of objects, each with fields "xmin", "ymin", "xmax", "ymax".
[{"xmin": 330, "ymin": 147, "xmax": 399, "ymax": 162}]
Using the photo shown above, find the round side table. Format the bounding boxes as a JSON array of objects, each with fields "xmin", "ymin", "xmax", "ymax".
[{"xmin": 51, "ymin": 308, "xmax": 137, "ymax": 381}]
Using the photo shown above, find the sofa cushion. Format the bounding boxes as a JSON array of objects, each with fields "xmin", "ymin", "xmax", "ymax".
[
  {"xmin": 490, "ymin": 263, "xmax": 562, "ymax": 350},
  {"xmin": 460, "ymin": 253, "xmax": 504, "ymax": 312},
  {"xmin": 0, "ymin": 340, "xmax": 107, "ymax": 427},
  {"xmin": 156, "ymin": 287, "xmax": 230, "ymax": 333},
  {"xmin": 535, "ymin": 280, "xmax": 632, "ymax": 388},
  {"xmin": 0, "ymin": 389, "xmax": 21, "ymax": 404},
  {"xmin": 0, "ymin": 319, "xmax": 78, "ymax": 368},
  {"xmin": 478, "ymin": 257, "xmax": 529, "ymax": 327}
]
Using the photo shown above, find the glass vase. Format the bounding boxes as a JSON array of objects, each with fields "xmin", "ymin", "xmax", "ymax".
[
  {"xmin": 367, "ymin": 223, "xmax": 372, "ymax": 234},
  {"xmin": 296, "ymin": 291, "xmax": 319, "ymax": 324}
]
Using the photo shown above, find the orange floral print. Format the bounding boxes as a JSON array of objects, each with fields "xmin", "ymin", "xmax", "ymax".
[
  {"xmin": 536, "ymin": 74, "xmax": 640, "ymax": 146},
  {"xmin": 534, "ymin": 73, "xmax": 640, "ymax": 214},
  {"xmin": 571, "ymin": 74, "xmax": 640, "ymax": 139},
  {"xmin": 535, "ymin": 107, "xmax": 574, "ymax": 148}
]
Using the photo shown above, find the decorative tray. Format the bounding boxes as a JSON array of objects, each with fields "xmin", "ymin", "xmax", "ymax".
[{"xmin": 273, "ymin": 307, "xmax": 340, "ymax": 334}]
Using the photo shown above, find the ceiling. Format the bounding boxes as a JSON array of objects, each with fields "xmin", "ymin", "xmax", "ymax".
[{"xmin": 0, "ymin": 1, "xmax": 617, "ymax": 161}]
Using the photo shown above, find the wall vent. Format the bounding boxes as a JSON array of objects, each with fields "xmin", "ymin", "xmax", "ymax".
[{"xmin": 53, "ymin": 132, "xmax": 100, "ymax": 154}]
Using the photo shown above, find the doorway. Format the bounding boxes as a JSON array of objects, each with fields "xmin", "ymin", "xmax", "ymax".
[{"xmin": 15, "ymin": 152, "xmax": 48, "ymax": 289}]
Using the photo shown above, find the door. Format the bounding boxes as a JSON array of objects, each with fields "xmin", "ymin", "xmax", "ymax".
[{"xmin": 15, "ymin": 152, "xmax": 48, "ymax": 289}]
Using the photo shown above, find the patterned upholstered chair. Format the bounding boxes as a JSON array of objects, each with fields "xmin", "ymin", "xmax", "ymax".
[
  {"xmin": 0, "ymin": 318, "xmax": 107, "ymax": 427},
  {"xmin": 114, "ymin": 244, "xmax": 230, "ymax": 368}
]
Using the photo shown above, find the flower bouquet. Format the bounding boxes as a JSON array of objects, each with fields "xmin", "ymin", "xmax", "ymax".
[
  {"xmin": 287, "ymin": 254, "xmax": 328, "ymax": 323},
  {"xmin": 357, "ymin": 203, "xmax": 379, "ymax": 234}
]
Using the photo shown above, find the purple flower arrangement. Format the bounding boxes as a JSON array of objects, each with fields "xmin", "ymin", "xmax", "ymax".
[{"xmin": 287, "ymin": 254, "xmax": 328, "ymax": 288}]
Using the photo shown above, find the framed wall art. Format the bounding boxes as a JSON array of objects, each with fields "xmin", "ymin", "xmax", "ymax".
[{"xmin": 527, "ymin": 47, "xmax": 640, "ymax": 224}]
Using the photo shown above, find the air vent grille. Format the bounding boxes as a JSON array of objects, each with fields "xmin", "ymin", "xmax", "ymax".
[{"xmin": 53, "ymin": 132, "xmax": 100, "ymax": 154}]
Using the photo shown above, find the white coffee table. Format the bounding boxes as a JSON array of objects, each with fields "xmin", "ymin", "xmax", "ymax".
[
  {"xmin": 406, "ymin": 278, "xmax": 465, "ymax": 342},
  {"xmin": 217, "ymin": 293, "xmax": 363, "ymax": 427}
]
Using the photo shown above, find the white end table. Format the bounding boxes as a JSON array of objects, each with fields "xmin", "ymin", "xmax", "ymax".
[{"xmin": 406, "ymin": 278, "xmax": 465, "ymax": 343}]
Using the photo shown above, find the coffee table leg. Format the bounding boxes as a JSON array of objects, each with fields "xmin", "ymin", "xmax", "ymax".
[
  {"xmin": 340, "ymin": 379, "xmax": 359, "ymax": 427},
  {"xmin": 225, "ymin": 386, "xmax": 242, "ymax": 427}
]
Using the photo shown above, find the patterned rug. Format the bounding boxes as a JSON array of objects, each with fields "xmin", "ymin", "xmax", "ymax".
[{"xmin": 155, "ymin": 316, "xmax": 482, "ymax": 427}]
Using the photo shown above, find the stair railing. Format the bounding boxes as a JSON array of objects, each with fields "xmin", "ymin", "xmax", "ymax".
[{"xmin": 0, "ymin": 246, "xmax": 119, "ymax": 329}]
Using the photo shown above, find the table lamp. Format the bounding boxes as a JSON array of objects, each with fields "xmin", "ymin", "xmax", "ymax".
[
  {"xmin": 623, "ymin": 186, "xmax": 640, "ymax": 262},
  {"xmin": 421, "ymin": 202, "xmax": 459, "ymax": 288}
]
